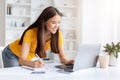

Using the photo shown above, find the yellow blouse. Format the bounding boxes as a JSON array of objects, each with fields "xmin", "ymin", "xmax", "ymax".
[{"xmin": 9, "ymin": 28, "xmax": 63, "ymax": 60}]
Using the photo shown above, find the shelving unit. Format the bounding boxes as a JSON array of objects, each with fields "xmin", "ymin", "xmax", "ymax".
[
  {"xmin": 7, "ymin": 0, "xmax": 30, "ymax": 44},
  {"xmin": 0, "ymin": 0, "xmax": 31, "ymax": 45},
  {"xmin": 0, "ymin": 0, "xmax": 79, "ymax": 59},
  {"xmin": 31, "ymin": 0, "xmax": 54, "ymax": 23},
  {"xmin": 54, "ymin": 0, "xmax": 78, "ymax": 59}
]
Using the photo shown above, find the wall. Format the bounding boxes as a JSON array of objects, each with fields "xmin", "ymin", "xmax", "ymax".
[
  {"xmin": 79, "ymin": 0, "xmax": 120, "ymax": 44},
  {"xmin": 0, "ymin": 0, "xmax": 5, "ymax": 46},
  {"xmin": 82, "ymin": 0, "xmax": 101, "ymax": 44}
]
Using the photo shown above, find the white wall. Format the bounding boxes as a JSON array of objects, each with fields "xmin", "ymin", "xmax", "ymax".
[
  {"xmin": 79, "ymin": 0, "xmax": 120, "ymax": 44},
  {"xmin": 82, "ymin": 0, "xmax": 101, "ymax": 44},
  {"xmin": 0, "ymin": 0, "xmax": 6, "ymax": 46}
]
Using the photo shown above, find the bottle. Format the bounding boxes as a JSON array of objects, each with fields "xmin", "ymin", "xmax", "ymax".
[
  {"xmin": 7, "ymin": 6, "xmax": 12, "ymax": 15},
  {"xmin": 14, "ymin": 21, "xmax": 17, "ymax": 27},
  {"xmin": 22, "ymin": 22, "xmax": 25, "ymax": 27}
]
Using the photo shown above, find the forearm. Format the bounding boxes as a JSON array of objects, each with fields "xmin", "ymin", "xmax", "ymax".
[
  {"xmin": 19, "ymin": 43, "xmax": 34, "ymax": 67},
  {"xmin": 18, "ymin": 58, "xmax": 33, "ymax": 67},
  {"xmin": 59, "ymin": 54, "xmax": 68, "ymax": 64},
  {"xmin": 58, "ymin": 46, "xmax": 74, "ymax": 64},
  {"xmin": 59, "ymin": 52, "xmax": 74, "ymax": 65}
]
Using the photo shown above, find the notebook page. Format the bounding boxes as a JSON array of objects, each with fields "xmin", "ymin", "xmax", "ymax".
[{"xmin": 21, "ymin": 66, "xmax": 46, "ymax": 73}]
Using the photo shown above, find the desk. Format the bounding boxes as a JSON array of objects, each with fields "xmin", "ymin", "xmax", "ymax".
[{"xmin": 0, "ymin": 63, "xmax": 120, "ymax": 80}]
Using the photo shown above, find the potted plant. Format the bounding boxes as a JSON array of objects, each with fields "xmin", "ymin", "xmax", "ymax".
[{"xmin": 103, "ymin": 42, "xmax": 120, "ymax": 66}]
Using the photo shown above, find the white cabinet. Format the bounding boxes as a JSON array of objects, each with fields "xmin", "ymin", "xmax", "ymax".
[
  {"xmin": 0, "ymin": 0, "xmax": 79, "ymax": 59},
  {"xmin": 0, "ymin": 0, "xmax": 31, "ymax": 46},
  {"xmin": 54, "ymin": 0, "xmax": 79, "ymax": 59},
  {"xmin": 31, "ymin": 0, "xmax": 54, "ymax": 23}
]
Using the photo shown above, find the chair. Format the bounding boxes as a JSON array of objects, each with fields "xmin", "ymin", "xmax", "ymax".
[{"xmin": 0, "ymin": 47, "xmax": 4, "ymax": 68}]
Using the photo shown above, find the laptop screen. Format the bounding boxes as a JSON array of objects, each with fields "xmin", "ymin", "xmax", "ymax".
[{"xmin": 73, "ymin": 44, "xmax": 101, "ymax": 71}]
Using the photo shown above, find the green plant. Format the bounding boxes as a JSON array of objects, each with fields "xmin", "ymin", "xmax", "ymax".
[{"xmin": 103, "ymin": 42, "xmax": 120, "ymax": 58}]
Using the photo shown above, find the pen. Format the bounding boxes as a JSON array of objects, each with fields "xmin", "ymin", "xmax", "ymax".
[
  {"xmin": 35, "ymin": 54, "xmax": 43, "ymax": 61},
  {"xmin": 31, "ymin": 71, "xmax": 45, "ymax": 74}
]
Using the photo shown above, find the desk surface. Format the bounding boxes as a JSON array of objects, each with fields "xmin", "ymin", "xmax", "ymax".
[{"xmin": 0, "ymin": 63, "xmax": 120, "ymax": 80}]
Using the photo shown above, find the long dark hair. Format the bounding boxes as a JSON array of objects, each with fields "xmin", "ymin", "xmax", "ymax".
[{"xmin": 19, "ymin": 6, "xmax": 63, "ymax": 58}]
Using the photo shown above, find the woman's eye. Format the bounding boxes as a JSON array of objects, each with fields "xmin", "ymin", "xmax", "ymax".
[
  {"xmin": 51, "ymin": 21, "xmax": 60, "ymax": 24},
  {"xmin": 51, "ymin": 22, "xmax": 56, "ymax": 24}
]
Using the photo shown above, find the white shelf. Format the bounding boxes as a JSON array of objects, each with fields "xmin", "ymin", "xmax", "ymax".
[
  {"xmin": 31, "ymin": 8, "xmax": 43, "ymax": 11},
  {"xmin": 55, "ymin": 5, "xmax": 77, "ymax": 8},
  {"xmin": 64, "ymin": 39, "xmax": 76, "ymax": 41},
  {"xmin": 6, "ymin": 27, "xmax": 25, "ymax": 29},
  {"xmin": 7, "ymin": 15, "xmax": 31, "ymax": 18},
  {"xmin": 7, "ymin": 3, "xmax": 31, "ymax": 6},
  {"xmin": 62, "ymin": 17, "xmax": 76, "ymax": 20}
]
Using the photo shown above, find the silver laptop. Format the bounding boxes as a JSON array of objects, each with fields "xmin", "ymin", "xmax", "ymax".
[{"xmin": 55, "ymin": 44, "xmax": 101, "ymax": 73}]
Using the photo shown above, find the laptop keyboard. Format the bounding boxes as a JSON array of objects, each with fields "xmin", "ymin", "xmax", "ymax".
[
  {"xmin": 55, "ymin": 64, "xmax": 74, "ymax": 69},
  {"xmin": 55, "ymin": 64, "xmax": 74, "ymax": 72}
]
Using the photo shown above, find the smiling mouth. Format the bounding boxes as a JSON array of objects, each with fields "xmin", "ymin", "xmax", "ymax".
[
  {"xmin": 51, "ymin": 28, "xmax": 57, "ymax": 33},
  {"xmin": 53, "ymin": 28, "xmax": 57, "ymax": 31}
]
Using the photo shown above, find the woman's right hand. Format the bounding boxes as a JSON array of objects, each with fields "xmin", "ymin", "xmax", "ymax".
[{"xmin": 32, "ymin": 60, "xmax": 44, "ymax": 68}]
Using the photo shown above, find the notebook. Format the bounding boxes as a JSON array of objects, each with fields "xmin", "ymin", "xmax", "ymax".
[
  {"xmin": 55, "ymin": 44, "xmax": 101, "ymax": 73},
  {"xmin": 21, "ymin": 66, "xmax": 46, "ymax": 74}
]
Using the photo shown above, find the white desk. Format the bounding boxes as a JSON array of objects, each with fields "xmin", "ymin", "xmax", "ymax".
[{"xmin": 0, "ymin": 63, "xmax": 120, "ymax": 80}]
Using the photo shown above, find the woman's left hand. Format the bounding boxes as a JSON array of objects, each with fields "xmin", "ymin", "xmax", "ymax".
[{"xmin": 64, "ymin": 59, "xmax": 74, "ymax": 65}]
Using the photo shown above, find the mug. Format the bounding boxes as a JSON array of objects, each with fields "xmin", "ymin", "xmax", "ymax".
[{"xmin": 98, "ymin": 54, "xmax": 109, "ymax": 68}]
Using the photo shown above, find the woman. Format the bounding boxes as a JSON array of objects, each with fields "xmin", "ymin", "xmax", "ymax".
[{"xmin": 2, "ymin": 6, "xmax": 74, "ymax": 68}]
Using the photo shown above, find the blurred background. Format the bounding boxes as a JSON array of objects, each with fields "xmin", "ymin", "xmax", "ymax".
[{"xmin": 0, "ymin": 0, "xmax": 120, "ymax": 59}]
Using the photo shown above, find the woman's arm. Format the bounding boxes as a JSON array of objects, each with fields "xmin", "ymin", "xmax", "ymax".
[
  {"xmin": 58, "ymin": 46, "xmax": 74, "ymax": 65},
  {"xmin": 18, "ymin": 42, "xmax": 44, "ymax": 68},
  {"xmin": 58, "ymin": 31, "xmax": 74, "ymax": 64}
]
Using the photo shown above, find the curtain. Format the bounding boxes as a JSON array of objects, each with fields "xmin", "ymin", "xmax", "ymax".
[{"xmin": 79, "ymin": 0, "xmax": 120, "ymax": 44}]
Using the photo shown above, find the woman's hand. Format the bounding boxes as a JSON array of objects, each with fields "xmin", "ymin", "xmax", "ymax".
[
  {"xmin": 62, "ymin": 59, "xmax": 74, "ymax": 65},
  {"xmin": 65, "ymin": 59, "xmax": 74, "ymax": 65},
  {"xmin": 32, "ymin": 60, "xmax": 44, "ymax": 68}
]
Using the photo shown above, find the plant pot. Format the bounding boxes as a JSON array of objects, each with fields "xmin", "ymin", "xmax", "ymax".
[{"xmin": 109, "ymin": 53, "xmax": 120, "ymax": 66}]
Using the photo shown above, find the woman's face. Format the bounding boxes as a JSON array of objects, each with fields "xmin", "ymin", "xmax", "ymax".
[{"xmin": 45, "ymin": 14, "xmax": 61, "ymax": 34}]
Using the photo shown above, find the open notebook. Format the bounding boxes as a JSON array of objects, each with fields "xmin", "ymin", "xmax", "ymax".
[{"xmin": 21, "ymin": 66, "xmax": 46, "ymax": 74}]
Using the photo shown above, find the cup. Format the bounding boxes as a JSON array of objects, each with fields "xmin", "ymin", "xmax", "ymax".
[{"xmin": 98, "ymin": 54, "xmax": 109, "ymax": 68}]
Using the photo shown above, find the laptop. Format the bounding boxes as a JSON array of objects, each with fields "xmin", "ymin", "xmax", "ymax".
[{"xmin": 55, "ymin": 44, "xmax": 101, "ymax": 73}]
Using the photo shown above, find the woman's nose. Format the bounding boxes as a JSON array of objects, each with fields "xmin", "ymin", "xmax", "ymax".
[{"xmin": 55, "ymin": 23, "xmax": 59, "ymax": 27}]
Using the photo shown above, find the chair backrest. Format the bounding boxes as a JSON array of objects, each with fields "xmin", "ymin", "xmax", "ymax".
[{"xmin": 0, "ymin": 47, "xmax": 4, "ymax": 68}]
